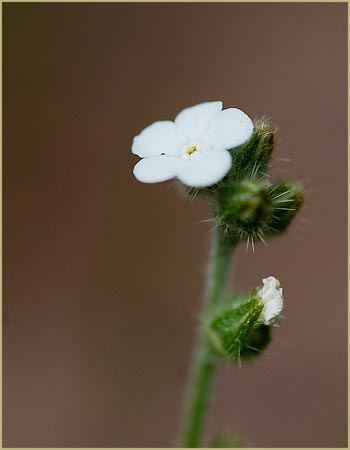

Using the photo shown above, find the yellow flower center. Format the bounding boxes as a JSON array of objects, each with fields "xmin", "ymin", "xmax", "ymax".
[{"xmin": 186, "ymin": 145, "xmax": 198, "ymax": 156}]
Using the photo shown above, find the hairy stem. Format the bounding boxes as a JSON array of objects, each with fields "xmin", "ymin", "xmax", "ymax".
[{"xmin": 180, "ymin": 228, "xmax": 237, "ymax": 448}]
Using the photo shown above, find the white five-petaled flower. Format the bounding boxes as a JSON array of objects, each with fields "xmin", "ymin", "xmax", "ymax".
[
  {"xmin": 132, "ymin": 101, "xmax": 254, "ymax": 188},
  {"xmin": 258, "ymin": 276, "xmax": 284, "ymax": 326}
]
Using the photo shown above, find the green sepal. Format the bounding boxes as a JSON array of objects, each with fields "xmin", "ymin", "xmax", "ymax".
[{"xmin": 207, "ymin": 295, "xmax": 271, "ymax": 363}]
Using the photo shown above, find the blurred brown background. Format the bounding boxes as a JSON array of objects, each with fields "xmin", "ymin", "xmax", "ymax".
[{"xmin": 3, "ymin": 3, "xmax": 347, "ymax": 448}]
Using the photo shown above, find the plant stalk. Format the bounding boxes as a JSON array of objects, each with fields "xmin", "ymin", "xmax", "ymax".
[{"xmin": 180, "ymin": 228, "xmax": 237, "ymax": 448}]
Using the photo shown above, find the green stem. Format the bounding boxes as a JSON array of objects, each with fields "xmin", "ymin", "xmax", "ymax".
[{"xmin": 180, "ymin": 228, "xmax": 237, "ymax": 448}]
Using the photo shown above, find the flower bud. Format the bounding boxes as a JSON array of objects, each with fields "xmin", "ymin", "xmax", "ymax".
[
  {"xmin": 266, "ymin": 181, "xmax": 304, "ymax": 236},
  {"xmin": 207, "ymin": 276, "xmax": 284, "ymax": 363},
  {"xmin": 216, "ymin": 179, "xmax": 272, "ymax": 238},
  {"xmin": 228, "ymin": 119, "xmax": 275, "ymax": 180}
]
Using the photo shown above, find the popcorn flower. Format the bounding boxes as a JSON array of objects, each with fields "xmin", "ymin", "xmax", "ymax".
[
  {"xmin": 132, "ymin": 101, "xmax": 253, "ymax": 188},
  {"xmin": 132, "ymin": 99, "xmax": 302, "ymax": 445},
  {"xmin": 258, "ymin": 276, "xmax": 284, "ymax": 326}
]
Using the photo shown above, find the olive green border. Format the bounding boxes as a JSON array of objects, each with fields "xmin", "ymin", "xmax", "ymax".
[{"xmin": 0, "ymin": 1, "xmax": 348, "ymax": 450}]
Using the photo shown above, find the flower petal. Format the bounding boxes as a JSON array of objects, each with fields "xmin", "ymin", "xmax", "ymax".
[
  {"xmin": 174, "ymin": 101, "xmax": 223, "ymax": 141},
  {"xmin": 177, "ymin": 150, "xmax": 232, "ymax": 188},
  {"xmin": 205, "ymin": 108, "xmax": 254, "ymax": 151},
  {"xmin": 132, "ymin": 121, "xmax": 186, "ymax": 157},
  {"xmin": 258, "ymin": 276, "xmax": 284, "ymax": 326},
  {"xmin": 133, "ymin": 155, "xmax": 181, "ymax": 183}
]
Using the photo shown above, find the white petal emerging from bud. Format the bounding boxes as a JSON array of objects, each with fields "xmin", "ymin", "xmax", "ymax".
[{"xmin": 258, "ymin": 276, "xmax": 284, "ymax": 326}]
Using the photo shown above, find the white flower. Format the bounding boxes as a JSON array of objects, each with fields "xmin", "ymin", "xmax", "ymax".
[
  {"xmin": 132, "ymin": 101, "xmax": 254, "ymax": 188},
  {"xmin": 258, "ymin": 276, "xmax": 284, "ymax": 326}
]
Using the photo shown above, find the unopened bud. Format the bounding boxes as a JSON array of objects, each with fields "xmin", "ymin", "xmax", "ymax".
[
  {"xmin": 217, "ymin": 179, "xmax": 271, "ymax": 238},
  {"xmin": 207, "ymin": 276, "xmax": 284, "ymax": 363},
  {"xmin": 228, "ymin": 119, "xmax": 275, "ymax": 180}
]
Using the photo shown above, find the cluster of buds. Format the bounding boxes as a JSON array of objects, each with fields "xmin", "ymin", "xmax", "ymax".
[{"xmin": 207, "ymin": 120, "xmax": 304, "ymax": 244}]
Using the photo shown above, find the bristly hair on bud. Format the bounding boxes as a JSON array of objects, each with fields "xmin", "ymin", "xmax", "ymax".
[{"xmin": 265, "ymin": 180, "xmax": 304, "ymax": 236}]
